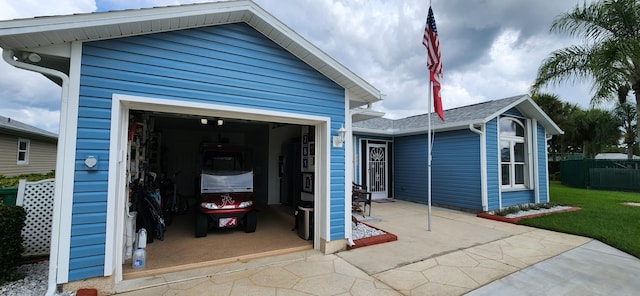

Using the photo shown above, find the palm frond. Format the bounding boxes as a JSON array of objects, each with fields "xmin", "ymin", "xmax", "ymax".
[{"xmin": 532, "ymin": 45, "xmax": 593, "ymax": 91}]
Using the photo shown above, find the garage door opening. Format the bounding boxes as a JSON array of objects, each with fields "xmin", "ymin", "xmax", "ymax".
[{"xmin": 115, "ymin": 103, "xmax": 324, "ymax": 279}]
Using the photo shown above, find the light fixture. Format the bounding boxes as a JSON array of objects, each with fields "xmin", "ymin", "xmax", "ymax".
[
  {"xmin": 200, "ymin": 118, "xmax": 208, "ymax": 125},
  {"xmin": 217, "ymin": 119, "xmax": 224, "ymax": 126},
  {"xmin": 333, "ymin": 124, "xmax": 347, "ymax": 148},
  {"xmin": 84, "ymin": 155, "xmax": 98, "ymax": 170},
  {"xmin": 22, "ymin": 52, "xmax": 41, "ymax": 63}
]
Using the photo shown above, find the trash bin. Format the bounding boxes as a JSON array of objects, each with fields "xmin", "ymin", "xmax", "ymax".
[
  {"xmin": 0, "ymin": 187, "xmax": 18, "ymax": 206},
  {"xmin": 296, "ymin": 205, "xmax": 314, "ymax": 241}
]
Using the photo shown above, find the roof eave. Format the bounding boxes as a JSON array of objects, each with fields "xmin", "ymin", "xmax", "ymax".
[
  {"xmin": 482, "ymin": 94, "xmax": 564, "ymax": 135},
  {"xmin": 0, "ymin": 0, "xmax": 381, "ymax": 104}
]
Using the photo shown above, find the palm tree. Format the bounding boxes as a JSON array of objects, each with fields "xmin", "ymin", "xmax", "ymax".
[
  {"xmin": 613, "ymin": 102, "xmax": 637, "ymax": 158},
  {"xmin": 532, "ymin": 93, "xmax": 580, "ymax": 160},
  {"xmin": 570, "ymin": 108, "xmax": 620, "ymax": 158},
  {"xmin": 531, "ymin": 0, "xmax": 640, "ymax": 154}
]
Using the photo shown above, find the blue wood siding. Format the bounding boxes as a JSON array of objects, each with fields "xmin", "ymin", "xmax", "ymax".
[
  {"xmin": 504, "ymin": 108, "xmax": 523, "ymax": 117},
  {"xmin": 394, "ymin": 130, "xmax": 482, "ymax": 210},
  {"xmin": 485, "ymin": 118, "xmax": 500, "ymax": 210},
  {"xmin": 502, "ymin": 190, "xmax": 534, "ymax": 207},
  {"xmin": 71, "ymin": 23, "xmax": 346, "ymax": 280},
  {"xmin": 537, "ymin": 122, "xmax": 549, "ymax": 203}
]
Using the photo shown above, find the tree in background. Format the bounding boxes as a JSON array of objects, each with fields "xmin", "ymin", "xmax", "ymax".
[
  {"xmin": 532, "ymin": 0, "xmax": 640, "ymax": 155},
  {"xmin": 532, "ymin": 93, "xmax": 580, "ymax": 160},
  {"xmin": 613, "ymin": 101, "xmax": 638, "ymax": 158},
  {"xmin": 570, "ymin": 108, "xmax": 620, "ymax": 158}
]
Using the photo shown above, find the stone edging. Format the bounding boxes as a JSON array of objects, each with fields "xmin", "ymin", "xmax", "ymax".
[{"xmin": 347, "ymin": 222, "xmax": 398, "ymax": 250}]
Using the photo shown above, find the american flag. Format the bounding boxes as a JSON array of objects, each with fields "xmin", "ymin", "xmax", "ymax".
[{"xmin": 423, "ymin": 6, "xmax": 444, "ymax": 121}]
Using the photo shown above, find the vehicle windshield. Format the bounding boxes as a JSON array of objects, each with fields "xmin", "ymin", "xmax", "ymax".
[{"xmin": 201, "ymin": 147, "xmax": 252, "ymax": 171}]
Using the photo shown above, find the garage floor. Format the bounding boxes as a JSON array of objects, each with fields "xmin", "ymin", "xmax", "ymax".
[{"xmin": 122, "ymin": 203, "xmax": 312, "ymax": 279}]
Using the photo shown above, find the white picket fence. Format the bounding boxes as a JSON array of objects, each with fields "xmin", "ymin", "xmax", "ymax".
[{"xmin": 16, "ymin": 178, "xmax": 55, "ymax": 257}]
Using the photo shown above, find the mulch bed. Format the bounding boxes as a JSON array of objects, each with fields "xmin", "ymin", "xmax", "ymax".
[
  {"xmin": 347, "ymin": 221, "xmax": 397, "ymax": 250},
  {"xmin": 477, "ymin": 207, "xmax": 581, "ymax": 224}
]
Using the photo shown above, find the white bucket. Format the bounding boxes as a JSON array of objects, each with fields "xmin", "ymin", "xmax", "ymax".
[{"xmin": 123, "ymin": 211, "xmax": 137, "ymax": 262}]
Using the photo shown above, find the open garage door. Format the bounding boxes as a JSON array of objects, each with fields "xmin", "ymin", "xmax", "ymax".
[{"xmin": 108, "ymin": 94, "xmax": 330, "ymax": 281}]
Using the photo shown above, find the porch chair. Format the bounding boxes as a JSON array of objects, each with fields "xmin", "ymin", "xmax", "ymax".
[{"xmin": 352, "ymin": 182, "xmax": 372, "ymax": 216}]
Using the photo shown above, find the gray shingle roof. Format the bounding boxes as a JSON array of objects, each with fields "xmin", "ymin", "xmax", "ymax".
[
  {"xmin": 354, "ymin": 94, "xmax": 563, "ymax": 136},
  {"xmin": 0, "ymin": 115, "xmax": 57, "ymax": 141}
]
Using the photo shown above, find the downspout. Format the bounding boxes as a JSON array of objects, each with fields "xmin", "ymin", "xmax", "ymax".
[
  {"xmin": 545, "ymin": 133, "xmax": 552, "ymax": 203},
  {"xmin": 2, "ymin": 49, "xmax": 69, "ymax": 296},
  {"xmin": 532, "ymin": 119, "xmax": 540, "ymax": 204},
  {"xmin": 469, "ymin": 124, "xmax": 488, "ymax": 211}
]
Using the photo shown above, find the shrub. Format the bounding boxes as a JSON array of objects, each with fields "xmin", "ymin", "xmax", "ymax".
[
  {"xmin": 0, "ymin": 171, "xmax": 55, "ymax": 188},
  {"xmin": 0, "ymin": 203, "xmax": 27, "ymax": 285},
  {"xmin": 492, "ymin": 202, "xmax": 561, "ymax": 216}
]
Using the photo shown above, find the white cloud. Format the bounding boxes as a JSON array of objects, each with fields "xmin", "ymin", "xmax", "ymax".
[
  {"xmin": 0, "ymin": 0, "xmax": 95, "ymax": 19},
  {"xmin": 0, "ymin": 0, "xmax": 604, "ymax": 132}
]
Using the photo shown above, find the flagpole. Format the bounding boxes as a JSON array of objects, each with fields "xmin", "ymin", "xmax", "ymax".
[{"xmin": 427, "ymin": 76, "xmax": 432, "ymax": 232}]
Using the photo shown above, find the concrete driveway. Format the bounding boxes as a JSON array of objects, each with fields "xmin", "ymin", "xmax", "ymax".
[{"xmin": 113, "ymin": 200, "xmax": 640, "ymax": 295}]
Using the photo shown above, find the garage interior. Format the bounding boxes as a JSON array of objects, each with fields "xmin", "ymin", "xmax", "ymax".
[{"xmin": 122, "ymin": 110, "xmax": 315, "ymax": 278}]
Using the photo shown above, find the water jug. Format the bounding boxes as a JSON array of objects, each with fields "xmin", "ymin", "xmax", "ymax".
[
  {"xmin": 132, "ymin": 248, "xmax": 146, "ymax": 269},
  {"xmin": 137, "ymin": 228, "xmax": 147, "ymax": 249}
]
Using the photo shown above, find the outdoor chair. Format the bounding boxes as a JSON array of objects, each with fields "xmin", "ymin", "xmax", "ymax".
[{"xmin": 352, "ymin": 182, "xmax": 372, "ymax": 216}]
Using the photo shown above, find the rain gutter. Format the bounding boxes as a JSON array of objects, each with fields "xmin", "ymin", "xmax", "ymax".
[{"xmin": 2, "ymin": 49, "xmax": 69, "ymax": 296}]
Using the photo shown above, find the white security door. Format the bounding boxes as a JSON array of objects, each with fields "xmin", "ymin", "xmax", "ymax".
[{"xmin": 367, "ymin": 143, "xmax": 387, "ymax": 199}]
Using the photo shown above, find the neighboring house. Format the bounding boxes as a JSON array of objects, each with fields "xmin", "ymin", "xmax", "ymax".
[
  {"xmin": 0, "ymin": 115, "xmax": 57, "ymax": 176},
  {"xmin": 353, "ymin": 95, "xmax": 563, "ymax": 212},
  {"xmin": 0, "ymin": 1, "xmax": 381, "ymax": 293}
]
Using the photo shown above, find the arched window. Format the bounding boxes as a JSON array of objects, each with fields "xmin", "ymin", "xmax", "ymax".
[{"xmin": 500, "ymin": 117, "xmax": 527, "ymax": 188}]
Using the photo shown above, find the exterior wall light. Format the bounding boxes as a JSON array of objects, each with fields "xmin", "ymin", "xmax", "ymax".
[{"xmin": 333, "ymin": 124, "xmax": 347, "ymax": 148}]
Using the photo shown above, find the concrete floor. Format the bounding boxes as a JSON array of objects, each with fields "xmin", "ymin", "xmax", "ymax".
[{"xmin": 122, "ymin": 204, "xmax": 312, "ymax": 279}]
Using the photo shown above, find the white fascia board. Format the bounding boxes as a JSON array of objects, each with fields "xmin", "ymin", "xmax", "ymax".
[
  {"xmin": 0, "ymin": 1, "xmax": 253, "ymax": 34},
  {"xmin": 485, "ymin": 95, "xmax": 563, "ymax": 135}
]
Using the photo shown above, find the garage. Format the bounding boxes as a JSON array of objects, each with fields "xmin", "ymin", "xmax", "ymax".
[
  {"xmin": 113, "ymin": 98, "xmax": 327, "ymax": 278},
  {"xmin": 0, "ymin": 1, "xmax": 382, "ymax": 291}
]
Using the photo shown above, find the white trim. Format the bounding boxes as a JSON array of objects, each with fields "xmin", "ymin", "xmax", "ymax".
[
  {"xmin": 16, "ymin": 138, "xmax": 30, "ymax": 165},
  {"xmin": 497, "ymin": 119, "xmax": 502, "ymax": 209},
  {"xmin": 545, "ymin": 132, "xmax": 551, "ymax": 203},
  {"xmin": 109, "ymin": 98, "xmax": 129, "ymax": 283},
  {"xmin": 314, "ymin": 121, "xmax": 328, "ymax": 250},
  {"xmin": 469, "ymin": 124, "xmax": 487, "ymax": 211},
  {"xmin": 55, "ymin": 41, "xmax": 82, "ymax": 284},
  {"xmin": 365, "ymin": 142, "xmax": 388, "ymax": 200},
  {"xmin": 532, "ymin": 119, "xmax": 540, "ymax": 203},
  {"xmin": 344, "ymin": 90, "xmax": 354, "ymax": 246},
  {"xmin": 0, "ymin": 1, "xmax": 381, "ymax": 105},
  {"xmin": 109, "ymin": 93, "xmax": 330, "ymax": 284}
]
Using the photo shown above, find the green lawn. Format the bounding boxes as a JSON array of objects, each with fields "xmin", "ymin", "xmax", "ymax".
[{"xmin": 518, "ymin": 181, "xmax": 640, "ymax": 258}]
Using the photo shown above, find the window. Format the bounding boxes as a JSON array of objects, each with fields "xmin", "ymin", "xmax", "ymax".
[
  {"xmin": 500, "ymin": 117, "xmax": 527, "ymax": 189},
  {"xmin": 17, "ymin": 138, "xmax": 30, "ymax": 165}
]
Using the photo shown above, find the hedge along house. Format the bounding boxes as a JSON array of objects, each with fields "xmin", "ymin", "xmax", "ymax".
[
  {"xmin": 353, "ymin": 95, "xmax": 563, "ymax": 211},
  {"xmin": 0, "ymin": 1, "xmax": 382, "ymax": 293}
]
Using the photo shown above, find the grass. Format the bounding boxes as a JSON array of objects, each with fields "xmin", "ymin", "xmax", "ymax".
[{"xmin": 518, "ymin": 181, "xmax": 640, "ymax": 258}]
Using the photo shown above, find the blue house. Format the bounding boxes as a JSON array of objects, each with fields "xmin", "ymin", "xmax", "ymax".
[
  {"xmin": 353, "ymin": 95, "xmax": 563, "ymax": 212},
  {"xmin": 0, "ymin": 1, "xmax": 382, "ymax": 293}
]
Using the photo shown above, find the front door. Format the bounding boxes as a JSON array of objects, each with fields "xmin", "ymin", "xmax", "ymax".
[{"xmin": 367, "ymin": 143, "xmax": 388, "ymax": 199}]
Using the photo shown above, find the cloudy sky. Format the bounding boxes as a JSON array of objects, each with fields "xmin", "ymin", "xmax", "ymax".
[{"xmin": 0, "ymin": 0, "xmax": 600, "ymax": 133}]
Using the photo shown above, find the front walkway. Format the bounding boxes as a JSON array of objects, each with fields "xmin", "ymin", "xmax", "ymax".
[{"xmin": 113, "ymin": 200, "xmax": 638, "ymax": 295}]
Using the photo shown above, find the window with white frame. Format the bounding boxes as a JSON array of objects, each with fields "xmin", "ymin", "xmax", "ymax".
[
  {"xmin": 500, "ymin": 117, "xmax": 528, "ymax": 189},
  {"xmin": 17, "ymin": 138, "xmax": 30, "ymax": 165}
]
